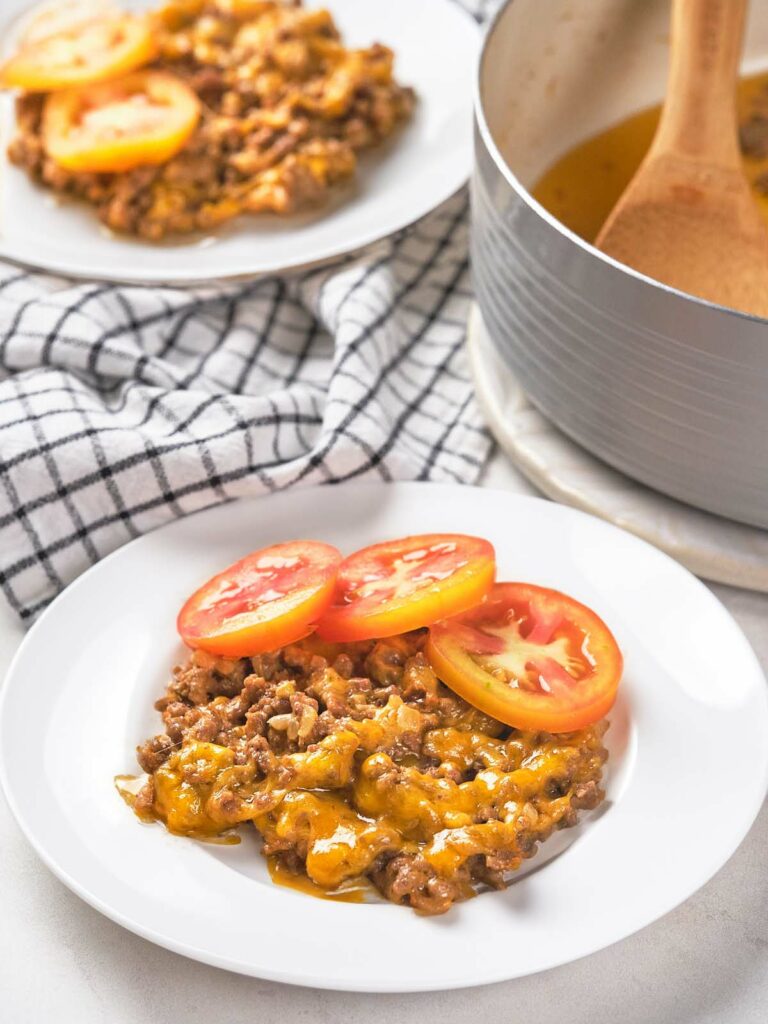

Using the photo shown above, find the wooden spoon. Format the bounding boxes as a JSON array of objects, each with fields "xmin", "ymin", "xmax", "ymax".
[{"xmin": 595, "ymin": 0, "xmax": 768, "ymax": 318}]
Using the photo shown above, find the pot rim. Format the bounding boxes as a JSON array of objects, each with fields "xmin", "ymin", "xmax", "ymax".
[{"xmin": 474, "ymin": 0, "xmax": 768, "ymax": 326}]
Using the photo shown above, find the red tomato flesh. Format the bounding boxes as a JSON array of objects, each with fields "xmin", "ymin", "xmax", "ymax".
[
  {"xmin": 316, "ymin": 533, "xmax": 496, "ymax": 642},
  {"xmin": 426, "ymin": 582, "xmax": 623, "ymax": 732},
  {"xmin": 178, "ymin": 540, "xmax": 342, "ymax": 657}
]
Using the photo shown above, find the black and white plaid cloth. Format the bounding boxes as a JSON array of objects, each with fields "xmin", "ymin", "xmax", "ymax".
[{"xmin": 0, "ymin": 1, "xmax": 498, "ymax": 623}]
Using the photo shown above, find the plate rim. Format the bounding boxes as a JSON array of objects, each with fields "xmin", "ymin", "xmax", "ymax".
[
  {"xmin": 1, "ymin": 481, "xmax": 767, "ymax": 991},
  {"xmin": 0, "ymin": 182, "xmax": 468, "ymax": 287}
]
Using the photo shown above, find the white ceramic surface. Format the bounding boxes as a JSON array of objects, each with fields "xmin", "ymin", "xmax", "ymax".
[
  {"xmin": 468, "ymin": 305, "xmax": 768, "ymax": 593},
  {"xmin": 0, "ymin": 481, "xmax": 766, "ymax": 992},
  {"xmin": 0, "ymin": 0, "xmax": 478, "ymax": 284}
]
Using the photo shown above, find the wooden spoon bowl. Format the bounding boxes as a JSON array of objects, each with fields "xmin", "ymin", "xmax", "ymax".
[{"xmin": 596, "ymin": 0, "xmax": 768, "ymax": 318}]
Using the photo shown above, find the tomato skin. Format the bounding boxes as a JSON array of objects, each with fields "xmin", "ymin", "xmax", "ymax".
[
  {"xmin": 0, "ymin": 15, "xmax": 157, "ymax": 92},
  {"xmin": 43, "ymin": 71, "xmax": 201, "ymax": 173},
  {"xmin": 316, "ymin": 534, "xmax": 496, "ymax": 642},
  {"xmin": 178, "ymin": 541, "xmax": 342, "ymax": 658},
  {"xmin": 426, "ymin": 582, "xmax": 623, "ymax": 733},
  {"xmin": 17, "ymin": 0, "xmax": 120, "ymax": 49}
]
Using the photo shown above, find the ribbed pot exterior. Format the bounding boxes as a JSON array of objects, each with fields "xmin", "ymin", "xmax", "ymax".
[{"xmin": 472, "ymin": 115, "xmax": 768, "ymax": 529}]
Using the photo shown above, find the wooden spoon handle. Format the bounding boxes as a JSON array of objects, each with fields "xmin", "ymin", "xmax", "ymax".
[{"xmin": 652, "ymin": 0, "xmax": 748, "ymax": 166}]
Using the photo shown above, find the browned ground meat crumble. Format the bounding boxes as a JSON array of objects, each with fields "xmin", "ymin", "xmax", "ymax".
[
  {"xmin": 128, "ymin": 631, "xmax": 609, "ymax": 915},
  {"xmin": 8, "ymin": 0, "xmax": 415, "ymax": 238}
]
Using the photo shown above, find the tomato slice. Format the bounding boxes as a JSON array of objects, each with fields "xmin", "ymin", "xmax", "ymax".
[
  {"xmin": 42, "ymin": 71, "xmax": 201, "ymax": 173},
  {"xmin": 16, "ymin": 0, "xmax": 120, "ymax": 49},
  {"xmin": 316, "ymin": 534, "xmax": 496, "ymax": 642},
  {"xmin": 426, "ymin": 582, "xmax": 623, "ymax": 732},
  {"xmin": 177, "ymin": 541, "xmax": 343, "ymax": 658},
  {"xmin": 0, "ymin": 15, "xmax": 157, "ymax": 92}
]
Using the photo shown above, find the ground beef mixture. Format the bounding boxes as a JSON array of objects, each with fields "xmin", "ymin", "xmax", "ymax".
[
  {"xmin": 8, "ymin": 0, "xmax": 415, "ymax": 238},
  {"xmin": 126, "ymin": 631, "xmax": 609, "ymax": 915}
]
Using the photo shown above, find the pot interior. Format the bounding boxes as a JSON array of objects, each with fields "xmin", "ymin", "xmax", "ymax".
[{"xmin": 481, "ymin": 0, "xmax": 768, "ymax": 191}]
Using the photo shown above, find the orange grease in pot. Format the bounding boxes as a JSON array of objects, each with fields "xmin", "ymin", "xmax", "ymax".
[{"xmin": 532, "ymin": 70, "xmax": 768, "ymax": 243}]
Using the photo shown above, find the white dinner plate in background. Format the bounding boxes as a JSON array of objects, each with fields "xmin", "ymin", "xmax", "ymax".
[
  {"xmin": 0, "ymin": 0, "xmax": 478, "ymax": 283},
  {"xmin": 0, "ymin": 482, "xmax": 766, "ymax": 991}
]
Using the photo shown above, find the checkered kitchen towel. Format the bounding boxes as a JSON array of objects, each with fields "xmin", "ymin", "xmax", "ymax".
[{"xmin": 0, "ymin": 1, "xmax": 499, "ymax": 623}]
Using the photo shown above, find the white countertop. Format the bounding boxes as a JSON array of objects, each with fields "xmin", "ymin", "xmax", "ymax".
[{"xmin": 1, "ymin": 455, "xmax": 767, "ymax": 1024}]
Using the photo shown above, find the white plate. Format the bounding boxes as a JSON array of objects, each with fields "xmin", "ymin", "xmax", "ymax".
[
  {"xmin": 1, "ymin": 482, "xmax": 766, "ymax": 992},
  {"xmin": 0, "ymin": 0, "xmax": 478, "ymax": 284}
]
